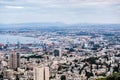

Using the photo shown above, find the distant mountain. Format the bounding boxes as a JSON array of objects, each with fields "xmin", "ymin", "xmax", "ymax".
[
  {"xmin": 0, "ymin": 22, "xmax": 120, "ymax": 30},
  {"xmin": 0, "ymin": 22, "xmax": 68, "ymax": 29},
  {"xmin": 69, "ymin": 23, "xmax": 120, "ymax": 29}
]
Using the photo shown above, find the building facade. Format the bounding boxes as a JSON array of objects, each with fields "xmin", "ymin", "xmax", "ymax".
[
  {"xmin": 33, "ymin": 66, "xmax": 49, "ymax": 80},
  {"xmin": 9, "ymin": 52, "xmax": 20, "ymax": 69}
]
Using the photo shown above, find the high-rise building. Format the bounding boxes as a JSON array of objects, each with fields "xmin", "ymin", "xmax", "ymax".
[
  {"xmin": 54, "ymin": 49, "xmax": 59, "ymax": 57},
  {"xmin": 59, "ymin": 47, "xmax": 62, "ymax": 57},
  {"xmin": 16, "ymin": 40, "xmax": 21, "ymax": 49},
  {"xmin": 33, "ymin": 66, "xmax": 49, "ymax": 80},
  {"xmin": 9, "ymin": 52, "xmax": 20, "ymax": 69},
  {"xmin": 54, "ymin": 48, "xmax": 62, "ymax": 57}
]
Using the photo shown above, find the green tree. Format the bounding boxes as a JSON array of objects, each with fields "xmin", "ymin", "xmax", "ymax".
[{"xmin": 61, "ymin": 75, "xmax": 66, "ymax": 80}]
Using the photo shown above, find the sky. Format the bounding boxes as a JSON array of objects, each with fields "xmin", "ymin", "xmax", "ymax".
[{"xmin": 0, "ymin": 0, "xmax": 120, "ymax": 24}]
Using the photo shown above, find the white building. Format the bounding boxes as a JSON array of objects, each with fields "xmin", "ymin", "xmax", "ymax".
[{"xmin": 33, "ymin": 66, "xmax": 50, "ymax": 80}]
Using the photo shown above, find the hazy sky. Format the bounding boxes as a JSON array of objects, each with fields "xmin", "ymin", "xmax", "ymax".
[{"xmin": 0, "ymin": 0, "xmax": 120, "ymax": 24}]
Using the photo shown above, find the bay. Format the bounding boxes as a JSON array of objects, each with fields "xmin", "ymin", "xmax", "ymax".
[{"xmin": 0, "ymin": 34, "xmax": 39, "ymax": 44}]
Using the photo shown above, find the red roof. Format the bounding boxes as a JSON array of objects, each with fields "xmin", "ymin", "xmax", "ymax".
[{"xmin": 0, "ymin": 44, "xmax": 4, "ymax": 46}]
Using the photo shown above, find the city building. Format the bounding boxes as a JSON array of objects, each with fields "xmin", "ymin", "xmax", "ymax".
[
  {"xmin": 9, "ymin": 52, "xmax": 20, "ymax": 69},
  {"xmin": 33, "ymin": 66, "xmax": 50, "ymax": 80},
  {"xmin": 54, "ymin": 48, "xmax": 62, "ymax": 57}
]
